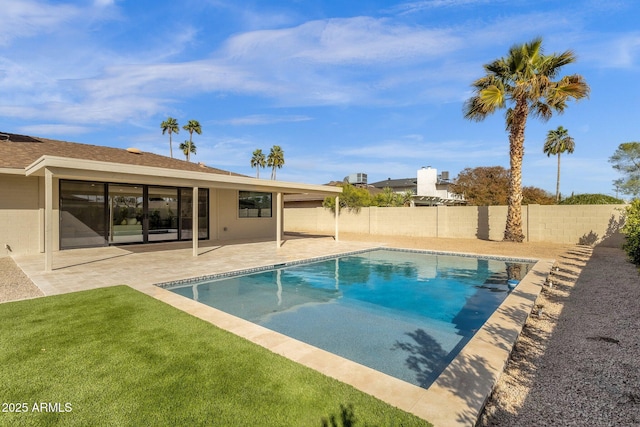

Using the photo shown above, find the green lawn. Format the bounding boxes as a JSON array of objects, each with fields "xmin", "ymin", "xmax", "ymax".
[{"xmin": 0, "ymin": 286, "xmax": 430, "ymax": 426}]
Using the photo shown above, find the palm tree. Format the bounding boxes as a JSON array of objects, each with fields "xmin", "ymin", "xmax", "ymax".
[
  {"xmin": 250, "ymin": 149, "xmax": 266, "ymax": 178},
  {"xmin": 179, "ymin": 140, "xmax": 197, "ymax": 161},
  {"xmin": 267, "ymin": 145, "xmax": 285, "ymax": 180},
  {"xmin": 463, "ymin": 37, "xmax": 589, "ymax": 242},
  {"xmin": 182, "ymin": 120, "xmax": 202, "ymax": 162},
  {"xmin": 161, "ymin": 117, "xmax": 179, "ymax": 158},
  {"xmin": 544, "ymin": 126, "xmax": 575, "ymax": 203}
]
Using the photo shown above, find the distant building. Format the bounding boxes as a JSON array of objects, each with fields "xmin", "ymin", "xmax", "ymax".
[
  {"xmin": 284, "ymin": 167, "xmax": 464, "ymax": 209},
  {"xmin": 369, "ymin": 177, "xmax": 416, "ymax": 193},
  {"xmin": 370, "ymin": 167, "xmax": 465, "ymax": 206},
  {"xmin": 344, "ymin": 173, "xmax": 368, "ymax": 186}
]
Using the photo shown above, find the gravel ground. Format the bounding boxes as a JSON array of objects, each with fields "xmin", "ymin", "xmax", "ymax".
[
  {"xmin": 1, "ymin": 237, "xmax": 639, "ymax": 426},
  {"xmin": 0, "ymin": 257, "xmax": 43, "ymax": 303},
  {"xmin": 478, "ymin": 245, "xmax": 640, "ymax": 426}
]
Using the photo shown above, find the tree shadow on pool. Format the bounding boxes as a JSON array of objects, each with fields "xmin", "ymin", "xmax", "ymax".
[{"xmin": 393, "ymin": 329, "xmax": 468, "ymax": 389}]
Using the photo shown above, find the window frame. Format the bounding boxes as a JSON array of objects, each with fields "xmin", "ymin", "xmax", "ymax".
[{"xmin": 238, "ymin": 191, "xmax": 273, "ymax": 218}]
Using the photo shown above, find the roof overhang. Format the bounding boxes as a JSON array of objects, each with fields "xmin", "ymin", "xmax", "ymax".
[
  {"xmin": 0, "ymin": 167, "xmax": 27, "ymax": 175},
  {"xmin": 24, "ymin": 155, "xmax": 342, "ymax": 195}
]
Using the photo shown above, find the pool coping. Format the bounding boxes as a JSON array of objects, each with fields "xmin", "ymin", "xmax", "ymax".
[
  {"xmin": 141, "ymin": 247, "xmax": 553, "ymax": 426},
  {"xmin": 156, "ymin": 247, "xmax": 539, "ymax": 289}
]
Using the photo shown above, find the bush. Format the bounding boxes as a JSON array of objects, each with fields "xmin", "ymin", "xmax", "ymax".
[
  {"xmin": 560, "ymin": 193, "xmax": 625, "ymax": 205},
  {"xmin": 622, "ymin": 199, "xmax": 640, "ymax": 265},
  {"xmin": 323, "ymin": 182, "xmax": 372, "ymax": 213}
]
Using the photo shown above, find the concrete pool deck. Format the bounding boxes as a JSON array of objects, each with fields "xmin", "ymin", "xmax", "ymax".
[{"xmin": 9, "ymin": 234, "xmax": 558, "ymax": 426}]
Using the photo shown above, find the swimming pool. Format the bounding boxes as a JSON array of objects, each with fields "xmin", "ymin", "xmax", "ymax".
[{"xmin": 164, "ymin": 248, "xmax": 535, "ymax": 388}]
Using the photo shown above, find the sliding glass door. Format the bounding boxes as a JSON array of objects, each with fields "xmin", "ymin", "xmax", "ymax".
[
  {"xmin": 60, "ymin": 180, "xmax": 208, "ymax": 249},
  {"xmin": 179, "ymin": 188, "xmax": 209, "ymax": 240},
  {"xmin": 148, "ymin": 187, "xmax": 179, "ymax": 242},
  {"xmin": 108, "ymin": 184, "xmax": 144, "ymax": 244},
  {"xmin": 60, "ymin": 181, "xmax": 108, "ymax": 248}
]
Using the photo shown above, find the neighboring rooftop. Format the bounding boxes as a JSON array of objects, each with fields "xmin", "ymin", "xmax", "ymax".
[
  {"xmin": 370, "ymin": 177, "xmax": 417, "ymax": 190},
  {"xmin": 0, "ymin": 131, "xmax": 244, "ymax": 177}
]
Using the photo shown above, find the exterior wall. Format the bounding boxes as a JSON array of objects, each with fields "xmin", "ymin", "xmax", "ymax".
[
  {"xmin": 0, "ymin": 175, "xmax": 280, "ymax": 257},
  {"xmin": 213, "ymin": 189, "xmax": 277, "ymax": 241},
  {"xmin": 416, "ymin": 167, "xmax": 437, "ymax": 197},
  {"xmin": 285, "ymin": 204, "xmax": 627, "ymax": 245},
  {"xmin": 527, "ymin": 204, "xmax": 626, "ymax": 245},
  {"xmin": 0, "ymin": 174, "xmax": 41, "ymax": 257},
  {"xmin": 369, "ymin": 207, "xmax": 438, "ymax": 237}
]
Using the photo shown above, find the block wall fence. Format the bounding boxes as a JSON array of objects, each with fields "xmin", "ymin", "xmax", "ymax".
[{"xmin": 284, "ymin": 204, "xmax": 627, "ymax": 246}]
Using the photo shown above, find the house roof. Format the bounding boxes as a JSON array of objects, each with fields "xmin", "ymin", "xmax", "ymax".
[
  {"xmin": 369, "ymin": 178, "xmax": 417, "ymax": 189},
  {"xmin": 0, "ymin": 131, "xmax": 243, "ymax": 176},
  {"xmin": 1, "ymin": 131, "xmax": 341, "ymax": 195}
]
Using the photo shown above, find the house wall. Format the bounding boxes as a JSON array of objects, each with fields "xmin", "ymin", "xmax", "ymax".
[
  {"xmin": 285, "ymin": 204, "xmax": 627, "ymax": 245},
  {"xmin": 0, "ymin": 175, "xmax": 281, "ymax": 258},
  {"xmin": 213, "ymin": 189, "xmax": 277, "ymax": 241},
  {"xmin": 0, "ymin": 174, "xmax": 42, "ymax": 257}
]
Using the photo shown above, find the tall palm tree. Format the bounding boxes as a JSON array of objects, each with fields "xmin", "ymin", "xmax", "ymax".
[
  {"xmin": 463, "ymin": 37, "xmax": 589, "ymax": 242},
  {"xmin": 250, "ymin": 148, "xmax": 266, "ymax": 178},
  {"xmin": 267, "ymin": 145, "xmax": 285, "ymax": 180},
  {"xmin": 544, "ymin": 126, "xmax": 575, "ymax": 203},
  {"xmin": 182, "ymin": 120, "xmax": 202, "ymax": 162},
  {"xmin": 179, "ymin": 140, "xmax": 197, "ymax": 161},
  {"xmin": 161, "ymin": 117, "xmax": 179, "ymax": 158}
]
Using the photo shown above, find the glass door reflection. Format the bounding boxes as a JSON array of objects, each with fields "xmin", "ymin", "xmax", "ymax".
[
  {"xmin": 148, "ymin": 187, "xmax": 178, "ymax": 242},
  {"xmin": 108, "ymin": 184, "xmax": 144, "ymax": 244}
]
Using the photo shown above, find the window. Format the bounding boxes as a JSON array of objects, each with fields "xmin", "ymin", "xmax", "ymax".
[{"xmin": 239, "ymin": 191, "xmax": 272, "ymax": 218}]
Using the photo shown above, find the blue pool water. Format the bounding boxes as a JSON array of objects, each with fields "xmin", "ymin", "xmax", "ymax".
[{"xmin": 166, "ymin": 249, "xmax": 534, "ymax": 388}]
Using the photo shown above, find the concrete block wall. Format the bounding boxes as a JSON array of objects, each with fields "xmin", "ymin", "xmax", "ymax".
[
  {"xmin": 284, "ymin": 204, "xmax": 627, "ymax": 245},
  {"xmin": 527, "ymin": 204, "xmax": 626, "ymax": 245},
  {"xmin": 369, "ymin": 207, "xmax": 437, "ymax": 237}
]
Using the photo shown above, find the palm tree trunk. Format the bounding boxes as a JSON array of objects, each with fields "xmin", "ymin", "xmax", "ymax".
[
  {"xmin": 556, "ymin": 153, "xmax": 561, "ymax": 203},
  {"xmin": 504, "ymin": 100, "xmax": 527, "ymax": 242},
  {"xmin": 188, "ymin": 133, "xmax": 192, "ymax": 162},
  {"xmin": 169, "ymin": 132, "xmax": 173, "ymax": 159}
]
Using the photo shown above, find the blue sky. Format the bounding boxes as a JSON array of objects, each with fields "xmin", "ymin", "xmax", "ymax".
[{"xmin": 1, "ymin": 0, "xmax": 639, "ymax": 197}]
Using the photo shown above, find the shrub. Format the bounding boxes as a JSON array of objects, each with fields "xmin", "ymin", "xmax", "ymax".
[
  {"xmin": 560, "ymin": 193, "xmax": 625, "ymax": 205},
  {"xmin": 622, "ymin": 199, "xmax": 640, "ymax": 265},
  {"xmin": 323, "ymin": 182, "xmax": 371, "ymax": 213}
]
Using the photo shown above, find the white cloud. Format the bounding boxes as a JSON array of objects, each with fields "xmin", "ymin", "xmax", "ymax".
[
  {"xmin": 389, "ymin": 0, "xmax": 502, "ymax": 15},
  {"xmin": 18, "ymin": 124, "xmax": 94, "ymax": 136},
  {"xmin": 94, "ymin": 0, "xmax": 116, "ymax": 6},
  {"xmin": 220, "ymin": 115, "xmax": 312, "ymax": 126},
  {"xmin": 592, "ymin": 34, "xmax": 640, "ymax": 68},
  {"xmin": 0, "ymin": 0, "xmax": 80, "ymax": 46},
  {"xmin": 224, "ymin": 17, "xmax": 461, "ymax": 66},
  {"xmin": 339, "ymin": 138, "xmax": 505, "ymax": 161}
]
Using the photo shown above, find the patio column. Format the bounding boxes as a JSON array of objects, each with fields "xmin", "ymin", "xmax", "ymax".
[
  {"xmin": 44, "ymin": 168, "xmax": 53, "ymax": 272},
  {"xmin": 276, "ymin": 192, "xmax": 283, "ymax": 248},
  {"xmin": 335, "ymin": 196, "xmax": 339, "ymax": 242},
  {"xmin": 192, "ymin": 186, "xmax": 198, "ymax": 257}
]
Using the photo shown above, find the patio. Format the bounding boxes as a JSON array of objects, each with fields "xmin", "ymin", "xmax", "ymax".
[{"xmin": 13, "ymin": 235, "xmax": 374, "ymax": 296}]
